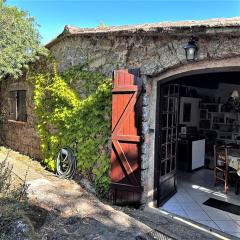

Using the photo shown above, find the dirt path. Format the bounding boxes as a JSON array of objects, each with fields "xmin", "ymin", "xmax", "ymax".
[
  {"xmin": 0, "ymin": 147, "xmax": 238, "ymax": 240},
  {"xmin": 0, "ymin": 147, "xmax": 152, "ymax": 239}
]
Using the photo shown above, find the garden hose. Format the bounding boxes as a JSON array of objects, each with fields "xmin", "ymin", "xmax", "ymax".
[{"xmin": 56, "ymin": 147, "xmax": 76, "ymax": 179}]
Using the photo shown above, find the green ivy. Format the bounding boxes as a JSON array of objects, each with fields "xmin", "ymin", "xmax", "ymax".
[{"xmin": 32, "ymin": 64, "xmax": 112, "ymax": 196}]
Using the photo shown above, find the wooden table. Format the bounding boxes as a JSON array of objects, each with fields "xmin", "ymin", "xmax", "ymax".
[{"xmin": 228, "ymin": 149, "xmax": 240, "ymax": 170}]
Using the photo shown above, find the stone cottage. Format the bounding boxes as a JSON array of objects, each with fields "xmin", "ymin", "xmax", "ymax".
[{"xmin": 1, "ymin": 17, "xmax": 240, "ymax": 209}]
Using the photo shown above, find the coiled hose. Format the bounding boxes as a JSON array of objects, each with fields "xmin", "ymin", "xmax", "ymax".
[{"xmin": 56, "ymin": 147, "xmax": 76, "ymax": 179}]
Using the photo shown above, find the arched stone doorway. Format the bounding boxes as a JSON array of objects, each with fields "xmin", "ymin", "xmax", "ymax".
[
  {"xmin": 142, "ymin": 57, "xmax": 240, "ymax": 236},
  {"xmin": 141, "ymin": 56, "xmax": 240, "ymax": 208}
]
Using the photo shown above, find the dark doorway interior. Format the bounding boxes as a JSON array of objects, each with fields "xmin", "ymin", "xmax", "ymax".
[{"xmin": 156, "ymin": 71, "xmax": 240, "ymax": 207}]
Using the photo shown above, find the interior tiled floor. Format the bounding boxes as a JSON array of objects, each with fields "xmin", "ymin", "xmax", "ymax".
[{"xmin": 160, "ymin": 169, "xmax": 240, "ymax": 238}]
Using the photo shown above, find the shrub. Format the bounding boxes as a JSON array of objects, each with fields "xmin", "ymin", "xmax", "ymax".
[
  {"xmin": 0, "ymin": 158, "xmax": 28, "ymax": 202},
  {"xmin": 0, "ymin": 156, "xmax": 35, "ymax": 239}
]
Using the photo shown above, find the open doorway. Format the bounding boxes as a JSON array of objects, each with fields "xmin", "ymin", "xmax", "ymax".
[{"xmin": 155, "ymin": 71, "xmax": 240, "ymax": 237}]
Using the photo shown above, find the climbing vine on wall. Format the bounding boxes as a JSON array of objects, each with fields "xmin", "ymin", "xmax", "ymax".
[{"xmin": 32, "ymin": 64, "xmax": 112, "ymax": 195}]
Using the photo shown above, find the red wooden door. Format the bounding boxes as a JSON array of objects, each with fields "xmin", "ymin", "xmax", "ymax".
[{"xmin": 111, "ymin": 69, "xmax": 143, "ymax": 205}]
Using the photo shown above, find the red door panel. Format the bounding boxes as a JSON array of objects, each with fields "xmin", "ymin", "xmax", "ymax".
[{"xmin": 111, "ymin": 69, "xmax": 143, "ymax": 205}]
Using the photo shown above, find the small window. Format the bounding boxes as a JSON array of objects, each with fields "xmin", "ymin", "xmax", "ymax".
[
  {"xmin": 9, "ymin": 90, "xmax": 27, "ymax": 122},
  {"xmin": 183, "ymin": 103, "xmax": 191, "ymax": 122}
]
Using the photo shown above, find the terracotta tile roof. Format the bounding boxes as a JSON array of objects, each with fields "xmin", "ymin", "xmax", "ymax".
[{"xmin": 46, "ymin": 17, "xmax": 240, "ymax": 48}]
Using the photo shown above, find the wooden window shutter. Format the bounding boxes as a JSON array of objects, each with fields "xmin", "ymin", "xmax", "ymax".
[
  {"xmin": 9, "ymin": 91, "xmax": 17, "ymax": 120},
  {"xmin": 17, "ymin": 90, "xmax": 27, "ymax": 122},
  {"xmin": 8, "ymin": 90, "xmax": 27, "ymax": 122}
]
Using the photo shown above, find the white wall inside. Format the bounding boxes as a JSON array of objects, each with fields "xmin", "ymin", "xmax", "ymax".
[{"xmin": 179, "ymin": 97, "xmax": 201, "ymax": 127}]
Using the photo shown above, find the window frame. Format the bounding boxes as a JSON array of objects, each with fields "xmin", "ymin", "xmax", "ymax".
[{"xmin": 9, "ymin": 90, "xmax": 27, "ymax": 122}]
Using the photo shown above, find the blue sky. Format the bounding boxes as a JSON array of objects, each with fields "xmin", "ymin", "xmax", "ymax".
[{"xmin": 7, "ymin": 0, "xmax": 240, "ymax": 45}]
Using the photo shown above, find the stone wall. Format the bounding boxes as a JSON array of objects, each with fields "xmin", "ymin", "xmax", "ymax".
[
  {"xmin": 48, "ymin": 22, "xmax": 240, "ymax": 205},
  {"xmin": 49, "ymin": 27, "xmax": 240, "ymax": 77},
  {"xmin": 0, "ymin": 76, "xmax": 41, "ymax": 159},
  {"xmin": 1, "ymin": 19, "xmax": 240, "ymax": 205}
]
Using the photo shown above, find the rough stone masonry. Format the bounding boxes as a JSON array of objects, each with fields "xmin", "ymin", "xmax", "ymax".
[{"xmin": 1, "ymin": 17, "xmax": 240, "ymax": 205}]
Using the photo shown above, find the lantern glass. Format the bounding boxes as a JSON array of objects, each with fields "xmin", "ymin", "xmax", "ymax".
[
  {"xmin": 184, "ymin": 39, "xmax": 198, "ymax": 61},
  {"xmin": 186, "ymin": 47, "xmax": 195, "ymax": 61}
]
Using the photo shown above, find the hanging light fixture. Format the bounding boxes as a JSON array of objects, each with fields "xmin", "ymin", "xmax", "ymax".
[
  {"xmin": 231, "ymin": 90, "xmax": 240, "ymax": 99},
  {"xmin": 237, "ymin": 163, "xmax": 240, "ymax": 176},
  {"xmin": 184, "ymin": 37, "xmax": 198, "ymax": 61},
  {"xmin": 226, "ymin": 89, "xmax": 240, "ymax": 112}
]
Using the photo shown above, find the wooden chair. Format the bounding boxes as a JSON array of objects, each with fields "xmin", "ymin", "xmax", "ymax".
[{"xmin": 214, "ymin": 145, "xmax": 236, "ymax": 193}]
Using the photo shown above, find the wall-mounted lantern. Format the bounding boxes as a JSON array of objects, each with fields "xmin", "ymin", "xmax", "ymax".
[{"xmin": 184, "ymin": 37, "xmax": 198, "ymax": 61}]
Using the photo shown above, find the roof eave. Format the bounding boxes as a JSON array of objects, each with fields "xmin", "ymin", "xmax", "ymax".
[{"xmin": 45, "ymin": 17, "xmax": 240, "ymax": 49}]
